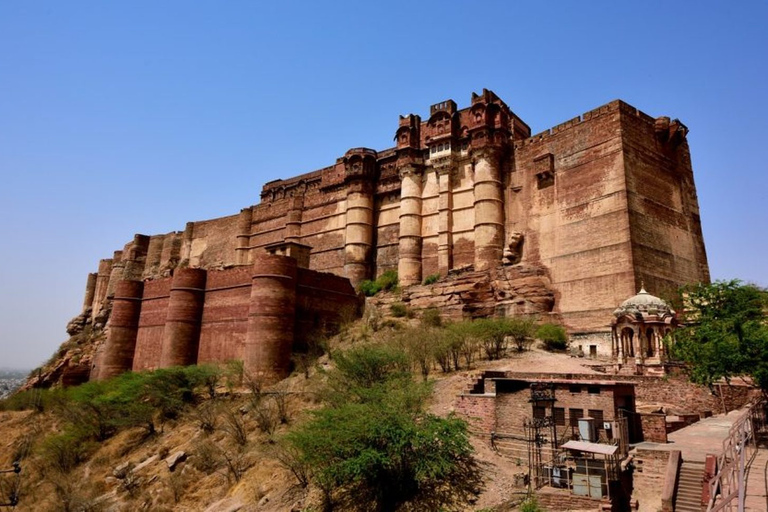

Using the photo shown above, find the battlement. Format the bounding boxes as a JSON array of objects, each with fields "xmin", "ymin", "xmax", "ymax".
[
  {"xmin": 430, "ymin": 99, "xmax": 457, "ymax": 116},
  {"xmin": 514, "ymin": 99, "xmax": 665, "ymax": 150}
]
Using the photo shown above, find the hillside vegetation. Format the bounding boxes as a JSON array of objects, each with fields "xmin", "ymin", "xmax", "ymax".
[{"xmin": 1, "ymin": 311, "xmax": 574, "ymax": 512}]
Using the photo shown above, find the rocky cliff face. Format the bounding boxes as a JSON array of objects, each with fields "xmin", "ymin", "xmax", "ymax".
[
  {"xmin": 370, "ymin": 263, "xmax": 557, "ymax": 321},
  {"xmin": 21, "ymin": 324, "xmax": 104, "ymax": 391}
]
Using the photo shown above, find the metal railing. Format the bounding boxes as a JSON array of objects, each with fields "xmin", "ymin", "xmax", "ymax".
[{"xmin": 706, "ymin": 398, "xmax": 767, "ymax": 512}]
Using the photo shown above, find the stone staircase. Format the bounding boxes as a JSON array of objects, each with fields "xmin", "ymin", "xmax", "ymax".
[{"xmin": 674, "ymin": 460, "xmax": 706, "ymax": 512}]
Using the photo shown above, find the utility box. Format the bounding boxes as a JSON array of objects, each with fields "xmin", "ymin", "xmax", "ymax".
[{"xmin": 578, "ymin": 417, "xmax": 598, "ymax": 442}]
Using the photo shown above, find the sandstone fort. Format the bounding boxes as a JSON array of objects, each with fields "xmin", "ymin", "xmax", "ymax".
[{"xmin": 68, "ymin": 89, "xmax": 709, "ymax": 383}]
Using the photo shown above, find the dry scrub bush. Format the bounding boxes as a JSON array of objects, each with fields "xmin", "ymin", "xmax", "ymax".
[
  {"xmin": 222, "ymin": 406, "xmax": 248, "ymax": 446},
  {"xmin": 194, "ymin": 400, "xmax": 219, "ymax": 434},
  {"xmin": 192, "ymin": 441, "xmax": 221, "ymax": 474}
]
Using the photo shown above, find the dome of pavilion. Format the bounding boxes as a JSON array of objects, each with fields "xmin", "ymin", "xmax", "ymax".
[{"xmin": 613, "ymin": 286, "xmax": 675, "ymax": 320}]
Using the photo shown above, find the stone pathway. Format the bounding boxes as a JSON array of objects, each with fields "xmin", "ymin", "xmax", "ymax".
[
  {"xmin": 743, "ymin": 440, "xmax": 768, "ymax": 511},
  {"xmin": 633, "ymin": 410, "xmax": 744, "ymax": 462}
]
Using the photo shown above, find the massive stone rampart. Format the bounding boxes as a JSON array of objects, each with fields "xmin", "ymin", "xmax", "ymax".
[
  {"xmin": 69, "ymin": 90, "xmax": 708, "ymax": 372},
  {"xmin": 90, "ymin": 252, "xmax": 361, "ymax": 382}
]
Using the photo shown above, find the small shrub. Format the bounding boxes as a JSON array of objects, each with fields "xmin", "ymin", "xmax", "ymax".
[
  {"xmin": 192, "ymin": 441, "xmax": 221, "ymax": 474},
  {"xmin": 423, "ymin": 273, "xmax": 440, "ymax": 285},
  {"xmin": 222, "ymin": 406, "xmax": 249, "ymax": 446},
  {"xmin": 273, "ymin": 443, "xmax": 310, "ymax": 488},
  {"xmin": 377, "ymin": 270, "xmax": 398, "ymax": 292},
  {"xmin": 536, "ymin": 323, "xmax": 568, "ymax": 351},
  {"xmin": 194, "ymin": 400, "xmax": 219, "ymax": 434},
  {"xmin": 358, "ymin": 279, "xmax": 381, "ymax": 297},
  {"xmin": 390, "ymin": 302, "xmax": 409, "ymax": 318},
  {"xmin": 252, "ymin": 398, "xmax": 278, "ymax": 436},
  {"xmin": 273, "ymin": 391, "xmax": 291, "ymax": 424},
  {"xmin": 224, "ymin": 359, "xmax": 245, "ymax": 391},
  {"xmin": 421, "ymin": 307, "xmax": 442, "ymax": 327},
  {"xmin": 221, "ymin": 449, "xmax": 251, "ymax": 483},
  {"xmin": 520, "ymin": 495, "xmax": 544, "ymax": 512},
  {"xmin": 39, "ymin": 430, "xmax": 96, "ymax": 474},
  {"xmin": 357, "ymin": 270, "xmax": 399, "ymax": 297}
]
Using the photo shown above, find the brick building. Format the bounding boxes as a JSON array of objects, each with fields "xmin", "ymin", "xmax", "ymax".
[{"xmin": 456, "ymin": 374, "xmax": 637, "ymax": 505}]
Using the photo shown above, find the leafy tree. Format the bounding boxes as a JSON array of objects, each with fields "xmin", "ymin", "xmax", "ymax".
[
  {"xmin": 286, "ymin": 344, "xmax": 482, "ymax": 511},
  {"xmin": 536, "ymin": 323, "xmax": 568, "ymax": 351},
  {"xmin": 671, "ymin": 280, "xmax": 768, "ymax": 391},
  {"xmin": 471, "ymin": 317, "xmax": 537, "ymax": 359}
]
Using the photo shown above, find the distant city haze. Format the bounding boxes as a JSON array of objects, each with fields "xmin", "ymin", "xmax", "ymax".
[{"xmin": 1, "ymin": 1, "xmax": 767, "ymax": 370}]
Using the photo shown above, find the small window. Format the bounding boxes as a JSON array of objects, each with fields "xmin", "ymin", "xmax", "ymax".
[
  {"xmin": 533, "ymin": 406, "xmax": 546, "ymax": 420},
  {"xmin": 569, "ymin": 385, "xmax": 581, "ymax": 394},
  {"xmin": 553, "ymin": 407, "xmax": 566, "ymax": 426},
  {"xmin": 588, "ymin": 386, "xmax": 601, "ymax": 395},
  {"xmin": 588, "ymin": 409, "xmax": 604, "ymax": 426},
  {"xmin": 569, "ymin": 408, "xmax": 584, "ymax": 427},
  {"xmin": 431, "ymin": 146, "xmax": 437, "ymax": 153}
]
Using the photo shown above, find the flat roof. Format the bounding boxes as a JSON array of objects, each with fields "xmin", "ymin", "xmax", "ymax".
[
  {"xmin": 494, "ymin": 377, "xmax": 633, "ymax": 387},
  {"xmin": 561, "ymin": 440, "xmax": 618, "ymax": 455}
]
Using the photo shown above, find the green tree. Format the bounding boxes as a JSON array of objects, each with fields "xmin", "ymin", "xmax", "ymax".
[
  {"xmin": 536, "ymin": 323, "xmax": 568, "ymax": 351},
  {"xmin": 286, "ymin": 344, "xmax": 482, "ymax": 511},
  {"xmin": 671, "ymin": 280, "xmax": 768, "ymax": 390},
  {"xmin": 471, "ymin": 317, "xmax": 537, "ymax": 359}
]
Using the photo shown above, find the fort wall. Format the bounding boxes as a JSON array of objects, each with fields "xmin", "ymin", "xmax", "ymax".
[
  {"xmin": 79, "ymin": 90, "xmax": 709, "ymax": 365},
  {"xmin": 93, "ymin": 252, "xmax": 360, "ymax": 382}
]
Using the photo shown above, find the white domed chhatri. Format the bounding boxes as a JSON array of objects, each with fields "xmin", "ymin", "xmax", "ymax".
[
  {"xmin": 611, "ymin": 285, "xmax": 678, "ymax": 376},
  {"xmin": 613, "ymin": 286, "xmax": 676, "ymax": 320}
]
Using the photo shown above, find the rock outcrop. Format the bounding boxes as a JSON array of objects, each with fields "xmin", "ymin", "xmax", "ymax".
[{"xmin": 371, "ymin": 263, "xmax": 556, "ymax": 321}]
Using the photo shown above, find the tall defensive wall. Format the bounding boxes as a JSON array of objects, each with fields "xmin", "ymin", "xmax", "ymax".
[{"xmin": 76, "ymin": 90, "xmax": 708, "ymax": 372}]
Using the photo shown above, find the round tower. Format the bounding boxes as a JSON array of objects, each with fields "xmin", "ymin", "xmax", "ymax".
[
  {"xmin": 471, "ymin": 145, "xmax": 505, "ymax": 270},
  {"xmin": 236, "ymin": 207, "xmax": 253, "ymax": 265},
  {"xmin": 394, "ymin": 114, "xmax": 424, "ymax": 286},
  {"xmin": 342, "ymin": 148, "xmax": 377, "ymax": 287},
  {"xmin": 96, "ymin": 279, "xmax": 144, "ymax": 380},
  {"xmin": 467, "ymin": 91, "xmax": 510, "ymax": 271},
  {"xmin": 397, "ymin": 164, "xmax": 424, "ymax": 285},
  {"xmin": 159, "ymin": 268, "xmax": 207, "ymax": 368},
  {"xmin": 285, "ymin": 194, "xmax": 305, "ymax": 244},
  {"xmin": 82, "ymin": 272, "xmax": 97, "ymax": 313},
  {"xmin": 244, "ymin": 254, "xmax": 298, "ymax": 383}
]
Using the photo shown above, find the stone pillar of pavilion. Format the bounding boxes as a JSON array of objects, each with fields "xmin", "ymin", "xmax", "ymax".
[{"xmin": 612, "ymin": 286, "xmax": 678, "ymax": 375}]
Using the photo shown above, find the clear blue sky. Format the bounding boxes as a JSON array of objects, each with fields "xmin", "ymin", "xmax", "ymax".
[{"xmin": 1, "ymin": 1, "xmax": 766, "ymax": 370}]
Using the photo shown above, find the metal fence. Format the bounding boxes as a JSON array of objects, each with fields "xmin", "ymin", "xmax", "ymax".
[{"xmin": 707, "ymin": 398, "xmax": 767, "ymax": 512}]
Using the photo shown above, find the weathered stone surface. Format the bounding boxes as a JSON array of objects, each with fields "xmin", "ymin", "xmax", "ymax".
[
  {"xmin": 132, "ymin": 454, "xmax": 158, "ymax": 473},
  {"xmin": 165, "ymin": 451, "xmax": 187, "ymax": 471},
  {"xmin": 34, "ymin": 90, "xmax": 709, "ymax": 389},
  {"xmin": 372, "ymin": 263, "xmax": 557, "ymax": 322}
]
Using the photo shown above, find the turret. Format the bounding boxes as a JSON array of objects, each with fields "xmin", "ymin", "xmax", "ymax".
[{"xmin": 342, "ymin": 148, "xmax": 377, "ymax": 287}]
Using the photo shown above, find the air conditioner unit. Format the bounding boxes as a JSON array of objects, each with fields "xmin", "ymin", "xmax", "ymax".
[{"xmin": 578, "ymin": 417, "xmax": 598, "ymax": 442}]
